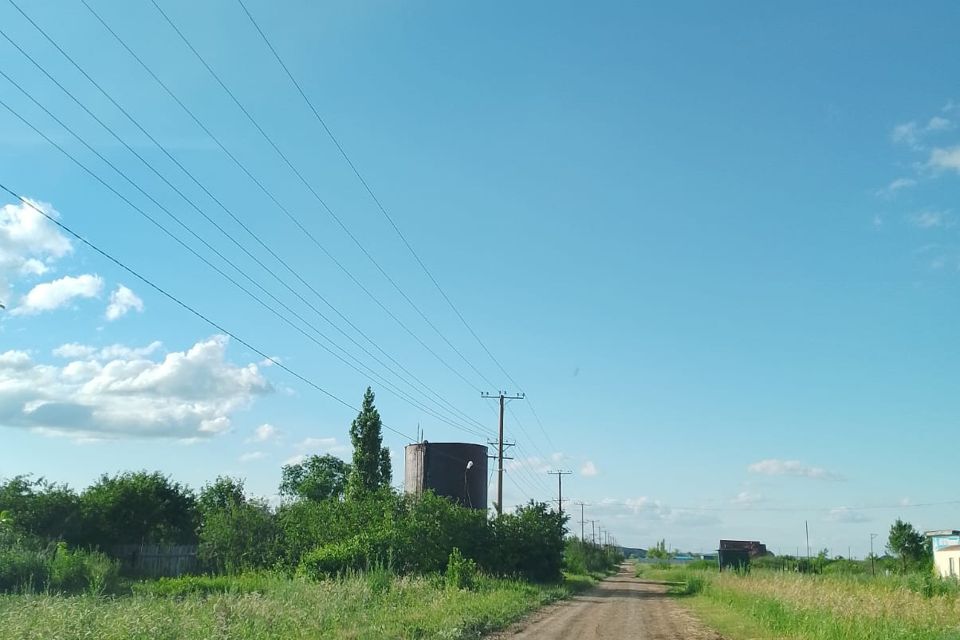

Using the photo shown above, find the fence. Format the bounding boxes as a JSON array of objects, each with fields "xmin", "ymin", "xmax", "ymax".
[{"xmin": 112, "ymin": 544, "xmax": 197, "ymax": 577}]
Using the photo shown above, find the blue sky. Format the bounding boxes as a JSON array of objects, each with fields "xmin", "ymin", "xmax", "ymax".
[{"xmin": 1, "ymin": 0, "xmax": 959, "ymax": 554}]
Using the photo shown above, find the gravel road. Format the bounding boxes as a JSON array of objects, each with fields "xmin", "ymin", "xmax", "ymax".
[{"xmin": 490, "ymin": 565, "xmax": 723, "ymax": 640}]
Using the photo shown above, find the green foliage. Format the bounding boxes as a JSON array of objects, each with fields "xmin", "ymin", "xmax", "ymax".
[
  {"xmin": 346, "ymin": 387, "xmax": 391, "ymax": 499},
  {"xmin": 445, "ymin": 548, "xmax": 478, "ymax": 591},
  {"xmin": 0, "ymin": 475, "xmax": 82, "ymax": 543},
  {"xmin": 198, "ymin": 499, "xmax": 279, "ymax": 573},
  {"xmin": 0, "ymin": 540, "xmax": 118, "ymax": 594},
  {"xmin": 131, "ymin": 572, "xmax": 273, "ymax": 597},
  {"xmin": 197, "ymin": 476, "xmax": 246, "ymax": 514},
  {"xmin": 489, "ymin": 501, "xmax": 568, "ymax": 582},
  {"xmin": 563, "ymin": 539, "xmax": 623, "ymax": 575},
  {"xmin": 280, "ymin": 454, "xmax": 351, "ymax": 503},
  {"xmin": 887, "ymin": 518, "xmax": 929, "ymax": 573},
  {"xmin": 647, "ymin": 538, "xmax": 670, "ymax": 559},
  {"xmin": 80, "ymin": 471, "xmax": 198, "ymax": 548}
]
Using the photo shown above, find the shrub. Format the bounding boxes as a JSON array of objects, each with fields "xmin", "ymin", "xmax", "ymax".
[
  {"xmin": 298, "ymin": 531, "xmax": 394, "ymax": 580},
  {"xmin": 198, "ymin": 500, "xmax": 279, "ymax": 573},
  {"xmin": 446, "ymin": 548, "xmax": 478, "ymax": 591},
  {"xmin": 0, "ymin": 541, "xmax": 118, "ymax": 594}
]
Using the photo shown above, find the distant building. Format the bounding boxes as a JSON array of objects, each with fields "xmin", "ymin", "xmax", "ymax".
[
  {"xmin": 718, "ymin": 539, "xmax": 769, "ymax": 571},
  {"xmin": 925, "ymin": 529, "xmax": 960, "ymax": 578}
]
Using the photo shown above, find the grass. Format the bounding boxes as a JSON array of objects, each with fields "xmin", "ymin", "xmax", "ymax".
[
  {"xmin": 0, "ymin": 570, "xmax": 597, "ymax": 640},
  {"xmin": 638, "ymin": 564, "xmax": 960, "ymax": 640}
]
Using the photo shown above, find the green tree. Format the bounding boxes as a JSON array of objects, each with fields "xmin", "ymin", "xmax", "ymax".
[
  {"xmin": 887, "ymin": 518, "xmax": 927, "ymax": 572},
  {"xmin": 346, "ymin": 388, "xmax": 391, "ymax": 499},
  {"xmin": 79, "ymin": 471, "xmax": 198, "ymax": 548},
  {"xmin": 647, "ymin": 539, "xmax": 670, "ymax": 559},
  {"xmin": 280, "ymin": 455, "xmax": 351, "ymax": 502},
  {"xmin": 198, "ymin": 476, "xmax": 246, "ymax": 515},
  {"xmin": 0, "ymin": 475, "xmax": 81, "ymax": 543},
  {"xmin": 198, "ymin": 498, "xmax": 278, "ymax": 573}
]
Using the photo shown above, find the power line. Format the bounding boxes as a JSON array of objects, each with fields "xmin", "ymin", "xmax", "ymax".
[
  {"xmin": 0, "ymin": 184, "xmax": 417, "ymax": 444},
  {"xmin": 147, "ymin": 0, "xmax": 500, "ymax": 393},
  {"xmin": 0, "ymin": 91, "xmax": 488, "ymax": 441},
  {"xmin": 0, "ymin": 4, "xmax": 495, "ymax": 441},
  {"xmin": 18, "ymin": 0, "xmax": 489, "ymax": 412},
  {"xmin": 235, "ymin": 0, "xmax": 560, "ymax": 453},
  {"xmin": 591, "ymin": 498, "xmax": 960, "ymax": 514}
]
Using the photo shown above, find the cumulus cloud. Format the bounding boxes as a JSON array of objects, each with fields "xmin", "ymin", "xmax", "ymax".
[
  {"xmin": 10, "ymin": 274, "xmax": 103, "ymax": 316},
  {"xmin": 105, "ymin": 285, "xmax": 144, "ymax": 321},
  {"xmin": 239, "ymin": 451, "xmax": 266, "ymax": 463},
  {"xmin": 53, "ymin": 341, "xmax": 162, "ymax": 360},
  {"xmin": 249, "ymin": 423, "xmax": 278, "ymax": 442},
  {"xmin": 0, "ymin": 199, "xmax": 72, "ymax": 303},
  {"xmin": 292, "ymin": 436, "xmax": 348, "ymax": 456},
  {"xmin": 580, "ymin": 460, "xmax": 598, "ymax": 477},
  {"xmin": 594, "ymin": 497, "xmax": 720, "ymax": 527},
  {"xmin": 748, "ymin": 459, "xmax": 843, "ymax": 481},
  {"xmin": 929, "ymin": 146, "xmax": 960, "ymax": 173},
  {"xmin": 0, "ymin": 335, "xmax": 271, "ymax": 440}
]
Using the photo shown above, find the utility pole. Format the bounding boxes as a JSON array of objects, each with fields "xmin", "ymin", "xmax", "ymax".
[
  {"xmin": 805, "ymin": 520, "xmax": 810, "ymax": 559},
  {"xmin": 481, "ymin": 391, "xmax": 523, "ymax": 516},
  {"xmin": 575, "ymin": 501, "xmax": 589, "ymax": 541},
  {"xmin": 548, "ymin": 470, "xmax": 572, "ymax": 514},
  {"xmin": 588, "ymin": 519, "xmax": 598, "ymax": 545},
  {"xmin": 870, "ymin": 533, "xmax": 878, "ymax": 577}
]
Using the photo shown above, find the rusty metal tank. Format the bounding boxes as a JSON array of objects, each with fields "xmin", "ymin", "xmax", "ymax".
[{"xmin": 404, "ymin": 442, "xmax": 488, "ymax": 509}]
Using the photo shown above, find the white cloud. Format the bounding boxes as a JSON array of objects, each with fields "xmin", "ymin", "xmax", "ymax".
[
  {"xmin": 876, "ymin": 177, "xmax": 917, "ymax": 197},
  {"xmin": 283, "ymin": 454, "xmax": 306, "ymax": 466},
  {"xmin": 910, "ymin": 210, "xmax": 952, "ymax": 229},
  {"xmin": 249, "ymin": 423, "xmax": 278, "ymax": 442},
  {"xmin": 580, "ymin": 460, "xmax": 598, "ymax": 477},
  {"xmin": 239, "ymin": 451, "xmax": 266, "ymax": 463},
  {"xmin": 893, "ymin": 117, "xmax": 952, "ymax": 148},
  {"xmin": 929, "ymin": 146, "xmax": 960, "ymax": 173},
  {"xmin": 53, "ymin": 341, "xmax": 163, "ymax": 361},
  {"xmin": 827, "ymin": 507, "xmax": 869, "ymax": 523},
  {"xmin": 0, "ymin": 199, "xmax": 72, "ymax": 304},
  {"xmin": 292, "ymin": 436, "xmax": 349, "ymax": 456},
  {"xmin": 10, "ymin": 274, "xmax": 103, "ymax": 316},
  {"xmin": 732, "ymin": 491, "xmax": 762, "ymax": 506},
  {"xmin": 0, "ymin": 335, "xmax": 271, "ymax": 440},
  {"xmin": 747, "ymin": 459, "xmax": 842, "ymax": 481},
  {"xmin": 105, "ymin": 285, "xmax": 144, "ymax": 321}
]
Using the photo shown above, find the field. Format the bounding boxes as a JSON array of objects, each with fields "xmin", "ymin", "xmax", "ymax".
[
  {"xmin": 637, "ymin": 564, "xmax": 960, "ymax": 640},
  {"xmin": 0, "ymin": 570, "xmax": 596, "ymax": 640}
]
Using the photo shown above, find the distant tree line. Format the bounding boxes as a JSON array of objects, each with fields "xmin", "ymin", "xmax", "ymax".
[{"xmin": 1, "ymin": 387, "xmax": 575, "ymax": 591}]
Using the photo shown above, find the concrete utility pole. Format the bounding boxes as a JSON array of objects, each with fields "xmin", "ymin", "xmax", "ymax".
[
  {"xmin": 870, "ymin": 533, "xmax": 878, "ymax": 577},
  {"xmin": 481, "ymin": 391, "xmax": 523, "ymax": 516},
  {"xmin": 548, "ymin": 470, "xmax": 572, "ymax": 514},
  {"xmin": 588, "ymin": 519, "xmax": 598, "ymax": 545}
]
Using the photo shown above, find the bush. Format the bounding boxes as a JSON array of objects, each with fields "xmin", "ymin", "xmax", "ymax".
[
  {"xmin": 0, "ymin": 541, "xmax": 118, "ymax": 594},
  {"xmin": 198, "ymin": 500, "xmax": 279, "ymax": 573},
  {"xmin": 564, "ymin": 539, "xmax": 623, "ymax": 575},
  {"xmin": 131, "ymin": 573, "xmax": 273, "ymax": 597},
  {"xmin": 489, "ymin": 502, "xmax": 567, "ymax": 582},
  {"xmin": 446, "ymin": 548, "xmax": 478, "ymax": 591},
  {"xmin": 298, "ymin": 531, "xmax": 394, "ymax": 579}
]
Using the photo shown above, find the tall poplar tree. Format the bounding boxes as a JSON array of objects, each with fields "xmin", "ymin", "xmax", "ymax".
[{"xmin": 346, "ymin": 387, "xmax": 392, "ymax": 499}]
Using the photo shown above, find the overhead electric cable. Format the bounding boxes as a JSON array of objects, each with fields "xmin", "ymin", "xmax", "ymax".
[
  {"xmin": 65, "ymin": 0, "xmax": 488, "ymax": 399},
  {"xmin": 0, "ymin": 91, "xmax": 489, "ymax": 441},
  {"xmin": 1, "ymin": 4, "xmax": 495, "ymax": 439},
  {"xmin": 147, "ymin": 0, "xmax": 501, "ymax": 391},
  {"xmin": 0, "ymin": 183, "xmax": 417, "ymax": 443},
  {"xmin": 234, "ymin": 0, "xmax": 560, "ymax": 451}
]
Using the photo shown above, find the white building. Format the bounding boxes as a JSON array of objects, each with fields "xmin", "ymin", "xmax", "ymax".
[{"xmin": 925, "ymin": 529, "xmax": 960, "ymax": 578}]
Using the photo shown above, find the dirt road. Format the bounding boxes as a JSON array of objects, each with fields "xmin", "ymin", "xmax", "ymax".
[{"xmin": 491, "ymin": 565, "xmax": 722, "ymax": 640}]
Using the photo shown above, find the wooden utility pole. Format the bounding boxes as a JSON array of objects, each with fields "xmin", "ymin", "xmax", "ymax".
[
  {"xmin": 481, "ymin": 391, "xmax": 523, "ymax": 516},
  {"xmin": 575, "ymin": 501, "xmax": 589, "ymax": 541},
  {"xmin": 548, "ymin": 470, "xmax": 572, "ymax": 513},
  {"xmin": 588, "ymin": 519, "xmax": 598, "ymax": 545}
]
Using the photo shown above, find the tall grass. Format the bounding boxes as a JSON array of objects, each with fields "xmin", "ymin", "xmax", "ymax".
[
  {"xmin": 649, "ymin": 566, "xmax": 960, "ymax": 640},
  {"xmin": 0, "ymin": 570, "xmax": 591, "ymax": 640}
]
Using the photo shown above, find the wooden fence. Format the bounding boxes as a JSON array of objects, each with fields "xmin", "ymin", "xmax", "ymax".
[{"xmin": 112, "ymin": 544, "xmax": 197, "ymax": 577}]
